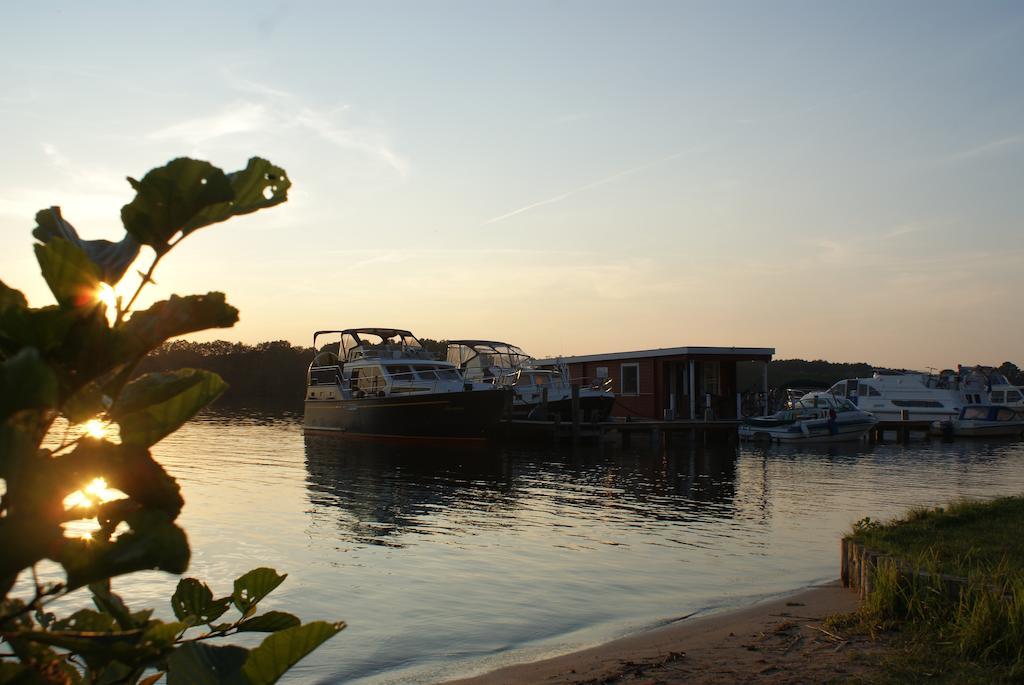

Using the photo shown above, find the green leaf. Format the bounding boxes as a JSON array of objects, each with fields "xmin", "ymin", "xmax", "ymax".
[
  {"xmin": 0, "ymin": 279, "xmax": 28, "ymax": 314},
  {"xmin": 235, "ymin": 611, "xmax": 300, "ymax": 633},
  {"xmin": 112, "ymin": 369, "xmax": 227, "ymax": 446},
  {"xmin": 171, "ymin": 578, "xmax": 231, "ymax": 626},
  {"xmin": 90, "ymin": 580, "xmax": 134, "ymax": 630},
  {"xmin": 241, "ymin": 621, "xmax": 345, "ymax": 685},
  {"xmin": 0, "ymin": 305, "xmax": 74, "ymax": 357},
  {"xmin": 52, "ymin": 608, "xmax": 117, "ymax": 632},
  {"xmin": 181, "ymin": 157, "xmax": 291, "ymax": 234},
  {"xmin": 59, "ymin": 511, "xmax": 189, "ymax": 591},
  {"xmin": 33, "ymin": 237, "xmax": 103, "ymax": 309},
  {"xmin": 141, "ymin": 620, "xmax": 187, "ymax": 649},
  {"xmin": 232, "ymin": 568, "xmax": 287, "ymax": 614},
  {"xmin": 120, "ymin": 159, "xmax": 235, "ymax": 255},
  {"xmin": 63, "ymin": 381, "xmax": 109, "ymax": 424},
  {"xmin": 119, "ymin": 293, "xmax": 238, "ymax": 358},
  {"xmin": 0, "ymin": 348, "xmax": 58, "ymax": 422},
  {"xmin": 166, "ymin": 642, "xmax": 249, "ymax": 685}
]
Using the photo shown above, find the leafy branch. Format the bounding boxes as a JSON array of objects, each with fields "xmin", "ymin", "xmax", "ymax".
[{"xmin": 0, "ymin": 156, "xmax": 341, "ymax": 684}]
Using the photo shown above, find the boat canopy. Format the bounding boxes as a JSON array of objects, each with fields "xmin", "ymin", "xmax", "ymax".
[{"xmin": 446, "ymin": 340, "xmax": 531, "ymax": 370}]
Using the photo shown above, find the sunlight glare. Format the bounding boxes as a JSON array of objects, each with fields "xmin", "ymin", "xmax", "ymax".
[
  {"xmin": 84, "ymin": 419, "xmax": 107, "ymax": 438},
  {"xmin": 63, "ymin": 477, "xmax": 125, "ymax": 510},
  {"xmin": 96, "ymin": 282, "xmax": 117, "ymax": 310}
]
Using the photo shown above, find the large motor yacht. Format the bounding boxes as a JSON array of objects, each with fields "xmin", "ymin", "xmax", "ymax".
[
  {"xmin": 304, "ymin": 328, "xmax": 506, "ymax": 439},
  {"xmin": 821, "ymin": 366, "xmax": 1021, "ymax": 422},
  {"xmin": 446, "ymin": 340, "xmax": 615, "ymax": 421}
]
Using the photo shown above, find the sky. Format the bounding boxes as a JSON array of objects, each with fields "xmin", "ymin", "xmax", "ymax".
[{"xmin": 1, "ymin": 1, "xmax": 1022, "ymax": 369}]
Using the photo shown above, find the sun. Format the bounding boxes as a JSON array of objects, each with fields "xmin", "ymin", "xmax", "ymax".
[{"xmin": 95, "ymin": 282, "xmax": 117, "ymax": 310}]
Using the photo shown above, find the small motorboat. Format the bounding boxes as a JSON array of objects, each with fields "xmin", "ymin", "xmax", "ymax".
[
  {"xmin": 739, "ymin": 393, "xmax": 878, "ymax": 443},
  {"xmin": 931, "ymin": 405, "xmax": 1024, "ymax": 438}
]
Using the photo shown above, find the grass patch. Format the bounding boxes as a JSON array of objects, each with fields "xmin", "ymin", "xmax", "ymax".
[{"xmin": 843, "ymin": 495, "xmax": 1024, "ymax": 682}]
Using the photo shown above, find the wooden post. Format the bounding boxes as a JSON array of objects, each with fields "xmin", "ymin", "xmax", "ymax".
[
  {"xmin": 541, "ymin": 386, "xmax": 549, "ymax": 419},
  {"xmin": 762, "ymin": 360, "xmax": 769, "ymax": 416},
  {"xmin": 840, "ymin": 538, "xmax": 849, "ymax": 587},
  {"xmin": 571, "ymin": 384, "xmax": 580, "ymax": 445},
  {"xmin": 689, "ymin": 359, "xmax": 696, "ymax": 419}
]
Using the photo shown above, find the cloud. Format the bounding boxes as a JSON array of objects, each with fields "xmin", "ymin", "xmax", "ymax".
[
  {"xmin": 480, "ymin": 151, "xmax": 684, "ymax": 226},
  {"xmin": 145, "ymin": 78, "xmax": 409, "ymax": 178},
  {"xmin": 148, "ymin": 102, "xmax": 274, "ymax": 146},
  {"xmin": 882, "ymin": 222, "xmax": 926, "ymax": 240},
  {"xmin": 947, "ymin": 133, "xmax": 1024, "ymax": 163}
]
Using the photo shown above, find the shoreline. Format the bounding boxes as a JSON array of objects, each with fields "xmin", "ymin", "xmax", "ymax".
[{"xmin": 442, "ymin": 580, "xmax": 864, "ymax": 685}]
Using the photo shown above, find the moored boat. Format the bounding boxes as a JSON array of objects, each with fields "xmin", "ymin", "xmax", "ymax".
[
  {"xmin": 446, "ymin": 340, "xmax": 615, "ymax": 421},
  {"xmin": 739, "ymin": 393, "xmax": 878, "ymax": 443},
  {"xmin": 303, "ymin": 328, "xmax": 506, "ymax": 440},
  {"xmin": 931, "ymin": 405, "xmax": 1024, "ymax": 438}
]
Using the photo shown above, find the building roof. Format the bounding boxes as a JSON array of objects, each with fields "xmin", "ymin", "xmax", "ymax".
[{"xmin": 534, "ymin": 346, "xmax": 775, "ymax": 365}]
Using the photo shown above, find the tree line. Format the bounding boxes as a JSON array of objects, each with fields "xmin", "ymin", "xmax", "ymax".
[{"xmin": 138, "ymin": 340, "xmax": 1024, "ymax": 409}]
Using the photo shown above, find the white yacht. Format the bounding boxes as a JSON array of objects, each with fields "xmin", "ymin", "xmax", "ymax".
[
  {"xmin": 446, "ymin": 340, "xmax": 615, "ymax": 421},
  {"xmin": 822, "ymin": 366, "xmax": 1020, "ymax": 422},
  {"xmin": 304, "ymin": 328, "xmax": 506, "ymax": 439}
]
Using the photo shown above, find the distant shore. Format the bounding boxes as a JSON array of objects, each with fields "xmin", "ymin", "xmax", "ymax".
[{"xmin": 442, "ymin": 580, "xmax": 866, "ymax": 685}]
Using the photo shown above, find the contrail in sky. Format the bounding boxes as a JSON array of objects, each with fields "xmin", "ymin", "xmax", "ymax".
[{"xmin": 480, "ymin": 151, "xmax": 685, "ymax": 226}]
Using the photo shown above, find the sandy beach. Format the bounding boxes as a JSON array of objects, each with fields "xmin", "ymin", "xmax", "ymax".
[{"xmin": 444, "ymin": 580, "xmax": 873, "ymax": 685}]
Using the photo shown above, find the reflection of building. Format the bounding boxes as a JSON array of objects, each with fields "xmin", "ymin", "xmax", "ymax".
[{"xmin": 535, "ymin": 346, "xmax": 774, "ymax": 420}]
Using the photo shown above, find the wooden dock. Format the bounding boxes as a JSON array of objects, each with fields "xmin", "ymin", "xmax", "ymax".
[
  {"xmin": 499, "ymin": 418, "xmax": 741, "ymax": 445},
  {"xmin": 499, "ymin": 417, "xmax": 938, "ymax": 446}
]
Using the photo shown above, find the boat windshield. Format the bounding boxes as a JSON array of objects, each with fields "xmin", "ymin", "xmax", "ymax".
[
  {"xmin": 343, "ymin": 329, "xmax": 427, "ymax": 360},
  {"xmin": 447, "ymin": 341, "xmax": 531, "ymax": 370}
]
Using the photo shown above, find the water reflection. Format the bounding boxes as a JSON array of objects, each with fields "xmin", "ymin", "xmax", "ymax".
[
  {"xmin": 304, "ymin": 437, "xmax": 518, "ymax": 547},
  {"xmin": 154, "ymin": 414, "xmax": 1024, "ymax": 684},
  {"xmin": 302, "ymin": 437, "xmax": 745, "ymax": 549}
]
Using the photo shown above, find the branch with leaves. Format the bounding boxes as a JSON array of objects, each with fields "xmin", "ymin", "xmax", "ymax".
[{"xmin": 0, "ymin": 157, "xmax": 343, "ymax": 684}]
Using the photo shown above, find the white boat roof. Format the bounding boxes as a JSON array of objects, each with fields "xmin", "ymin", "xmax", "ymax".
[{"xmin": 533, "ymin": 346, "xmax": 774, "ymax": 365}]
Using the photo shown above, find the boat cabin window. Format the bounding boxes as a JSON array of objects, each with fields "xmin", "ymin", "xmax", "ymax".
[
  {"xmin": 962, "ymin": 406, "xmax": 988, "ymax": 420},
  {"xmin": 1008, "ymin": 390, "xmax": 1023, "ymax": 402},
  {"xmin": 415, "ymin": 367, "xmax": 438, "ymax": 380},
  {"xmin": 437, "ymin": 368, "xmax": 460, "ymax": 380},
  {"xmin": 351, "ymin": 366, "xmax": 385, "ymax": 393},
  {"xmin": 859, "ymin": 383, "xmax": 883, "ymax": 397},
  {"xmin": 386, "ymin": 364, "xmax": 414, "ymax": 380},
  {"xmin": 829, "ymin": 382, "xmax": 845, "ymax": 397},
  {"xmin": 997, "ymin": 408, "xmax": 1016, "ymax": 421},
  {"xmin": 991, "ymin": 391, "xmax": 1005, "ymax": 403}
]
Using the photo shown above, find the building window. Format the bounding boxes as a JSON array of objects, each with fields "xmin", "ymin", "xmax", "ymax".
[
  {"xmin": 596, "ymin": 366, "xmax": 608, "ymax": 379},
  {"xmin": 621, "ymin": 363, "xmax": 639, "ymax": 395},
  {"xmin": 703, "ymin": 361, "xmax": 720, "ymax": 395}
]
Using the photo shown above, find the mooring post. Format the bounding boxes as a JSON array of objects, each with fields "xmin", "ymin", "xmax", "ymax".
[
  {"xmin": 571, "ymin": 384, "xmax": 580, "ymax": 445},
  {"xmin": 541, "ymin": 386, "xmax": 549, "ymax": 419}
]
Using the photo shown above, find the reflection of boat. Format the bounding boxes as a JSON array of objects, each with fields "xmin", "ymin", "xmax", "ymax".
[
  {"xmin": 303, "ymin": 328, "xmax": 506, "ymax": 440},
  {"xmin": 931, "ymin": 405, "xmax": 1024, "ymax": 438},
  {"xmin": 739, "ymin": 393, "xmax": 878, "ymax": 443},
  {"xmin": 446, "ymin": 340, "xmax": 615, "ymax": 421}
]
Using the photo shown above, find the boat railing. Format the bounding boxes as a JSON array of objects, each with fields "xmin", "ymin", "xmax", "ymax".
[
  {"xmin": 379, "ymin": 367, "xmax": 469, "ymax": 396},
  {"xmin": 570, "ymin": 376, "xmax": 614, "ymax": 393}
]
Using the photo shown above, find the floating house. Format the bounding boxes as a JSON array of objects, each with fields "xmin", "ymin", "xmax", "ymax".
[{"xmin": 534, "ymin": 346, "xmax": 775, "ymax": 421}]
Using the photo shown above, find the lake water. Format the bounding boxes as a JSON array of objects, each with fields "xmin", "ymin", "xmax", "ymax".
[{"xmin": 105, "ymin": 410, "xmax": 1024, "ymax": 683}]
